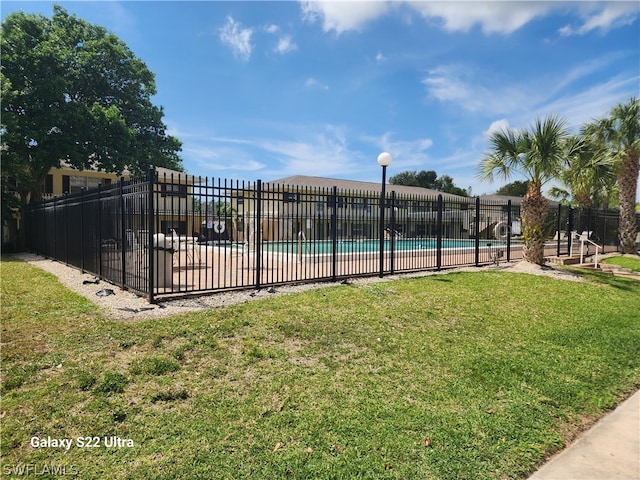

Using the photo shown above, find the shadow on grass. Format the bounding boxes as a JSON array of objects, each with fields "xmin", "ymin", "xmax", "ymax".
[
  {"xmin": 1, "ymin": 254, "xmax": 27, "ymax": 264},
  {"xmin": 566, "ymin": 266, "xmax": 640, "ymax": 292},
  {"xmin": 432, "ymin": 276, "xmax": 453, "ymax": 282}
]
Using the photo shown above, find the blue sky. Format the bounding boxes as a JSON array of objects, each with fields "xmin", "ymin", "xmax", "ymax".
[{"xmin": 3, "ymin": 1, "xmax": 639, "ymax": 197}]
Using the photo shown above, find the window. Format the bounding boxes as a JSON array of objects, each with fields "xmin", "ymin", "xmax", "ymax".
[
  {"xmin": 283, "ymin": 192, "xmax": 299, "ymax": 203},
  {"xmin": 45, "ymin": 175, "xmax": 53, "ymax": 194},
  {"xmin": 63, "ymin": 175, "xmax": 111, "ymax": 193},
  {"xmin": 352, "ymin": 198, "xmax": 369, "ymax": 209},
  {"xmin": 161, "ymin": 183, "xmax": 188, "ymax": 197}
]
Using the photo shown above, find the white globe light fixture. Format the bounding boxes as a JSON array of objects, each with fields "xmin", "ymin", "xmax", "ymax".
[
  {"xmin": 377, "ymin": 152, "xmax": 392, "ymax": 277},
  {"xmin": 377, "ymin": 151, "xmax": 392, "ymax": 167}
]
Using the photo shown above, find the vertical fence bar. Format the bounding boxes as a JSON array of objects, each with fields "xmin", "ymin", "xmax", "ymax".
[
  {"xmin": 567, "ymin": 206, "xmax": 574, "ymax": 256},
  {"xmin": 80, "ymin": 189, "xmax": 85, "ymax": 272},
  {"xmin": 556, "ymin": 203, "xmax": 562, "ymax": 257},
  {"xmin": 147, "ymin": 168, "xmax": 156, "ymax": 303},
  {"xmin": 64, "ymin": 194, "xmax": 69, "ymax": 265},
  {"xmin": 331, "ymin": 186, "xmax": 338, "ymax": 281},
  {"xmin": 255, "ymin": 180, "xmax": 262, "ymax": 289},
  {"xmin": 506, "ymin": 200, "xmax": 512, "ymax": 262},
  {"xmin": 98, "ymin": 185, "xmax": 103, "ymax": 278},
  {"xmin": 390, "ymin": 190, "xmax": 396, "ymax": 275},
  {"xmin": 53, "ymin": 197, "xmax": 57, "ymax": 260},
  {"xmin": 436, "ymin": 194, "xmax": 443, "ymax": 270},
  {"xmin": 119, "ymin": 177, "xmax": 126, "ymax": 288},
  {"xmin": 474, "ymin": 197, "xmax": 480, "ymax": 266}
]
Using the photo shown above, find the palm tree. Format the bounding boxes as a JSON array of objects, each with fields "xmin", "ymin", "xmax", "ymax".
[
  {"xmin": 583, "ymin": 98, "xmax": 639, "ymax": 254},
  {"xmin": 550, "ymin": 134, "xmax": 616, "ymax": 209},
  {"xmin": 478, "ymin": 115, "xmax": 572, "ymax": 264}
]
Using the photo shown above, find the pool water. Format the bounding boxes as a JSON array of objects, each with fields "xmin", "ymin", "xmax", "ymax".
[{"xmin": 265, "ymin": 239, "xmax": 506, "ymax": 255}]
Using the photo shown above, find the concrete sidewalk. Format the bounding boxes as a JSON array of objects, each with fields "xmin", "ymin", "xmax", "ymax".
[{"xmin": 528, "ymin": 390, "xmax": 640, "ymax": 480}]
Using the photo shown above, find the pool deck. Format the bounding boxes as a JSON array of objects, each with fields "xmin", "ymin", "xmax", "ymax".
[{"xmin": 154, "ymin": 241, "xmax": 528, "ymax": 295}]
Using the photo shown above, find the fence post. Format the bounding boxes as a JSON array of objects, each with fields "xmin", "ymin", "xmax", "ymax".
[
  {"xmin": 556, "ymin": 203, "xmax": 562, "ymax": 257},
  {"xmin": 64, "ymin": 193, "xmax": 69, "ymax": 265},
  {"xmin": 52, "ymin": 197, "xmax": 57, "ymax": 260},
  {"xmin": 436, "ymin": 195, "xmax": 443, "ymax": 270},
  {"xmin": 120, "ymin": 177, "xmax": 126, "ymax": 288},
  {"xmin": 390, "ymin": 191, "xmax": 396, "ymax": 275},
  {"xmin": 147, "ymin": 168, "xmax": 156, "ymax": 303},
  {"xmin": 474, "ymin": 197, "xmax": 480, "ymax": 266},
  {"xmin": 255, "ymin": 180, "xmax": 262, "ymax": 289},
  {"xmin": 331, "ymin": 186, "xmax": 338, "ymax": 281},
  {"xmin": 567, "ymin": 206, "xmax": 574, "ymax": 256},
  {"xmin": 80, "ymin": 188, "xmax": 85, "ymax": 272},
  {"xmin": 506, "ymin": 200, "xmax": 512, "ymax": 262},
  {"xmin": 601, "ymin": 209, "xmax": 609, "ymax": 254},
  {"xmin": 97, "ymin": 185, "xmax": 102, "ymax": 278}
]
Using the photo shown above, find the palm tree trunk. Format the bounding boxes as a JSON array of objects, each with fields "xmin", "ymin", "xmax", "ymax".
[
  {"xmin": 617, "ymin": 153, "xmax": 639, "ymax": 253},
  {"xmin": 521, "ymin": 180, "xmax": 549, "ymax": 264}
]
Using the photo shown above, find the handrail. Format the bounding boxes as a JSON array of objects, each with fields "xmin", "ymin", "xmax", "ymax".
[{"xmin": 580, "ymin": 237, "xmax": 601, "ymax": 268}]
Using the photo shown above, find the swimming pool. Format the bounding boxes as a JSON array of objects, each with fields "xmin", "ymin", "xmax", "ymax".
[{"xmin": 265, "ymin": 239, "xmax": 507, "ymax": 255}]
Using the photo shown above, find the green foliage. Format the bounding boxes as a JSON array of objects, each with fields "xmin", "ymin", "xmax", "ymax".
[
  {"xmin": 390, "ymin": 170, "xmax": 469, "ymax": 196},
  {"xmin": 582, "ymin": 98, "xmax": 639, "ymax": 253},
  {"xmin": 0, "ymin": 5, "xmax": 183, "ymax": 204},
  {"xmin": 479, "ymin": 116, "xmax": 571, "ymax": 263},
  {"xmin": 495, "ymin": 180, "xmax": 529, "ymax": 196}
]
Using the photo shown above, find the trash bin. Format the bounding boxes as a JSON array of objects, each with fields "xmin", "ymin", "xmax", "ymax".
[{"xmin": 152, "ymin": 233, "xmax": 174, "ymax": 288}]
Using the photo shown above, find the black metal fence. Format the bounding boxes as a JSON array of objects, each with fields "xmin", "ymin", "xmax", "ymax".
[{"xmin": 24, "ymin": 169, "xmax": 631, "ymax": 302}]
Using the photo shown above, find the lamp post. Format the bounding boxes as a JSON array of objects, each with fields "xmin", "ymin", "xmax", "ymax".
[{"xmin": 377, "ymin": 152, "xmax": 392, "ymax": 277}]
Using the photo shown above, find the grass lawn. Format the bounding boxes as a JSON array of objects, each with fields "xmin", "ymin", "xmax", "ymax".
[
  {"xmin": 1, "ymin": 256, "xmax": 639, "ymax": 479},
  {"xmin": 601, "ymin": 254, "xmax": 640, "ymax": 272}
]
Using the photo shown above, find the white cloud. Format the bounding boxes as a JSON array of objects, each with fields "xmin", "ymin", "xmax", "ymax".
[
  {"xmin": 422, "ymin": 65, "xmax": 534, "ymax": 115},
  {"xmin": 305, "ymin": 77, "xmax": 329, "ymax": 90},
  {"xmin": 421, "ymin": 56, "xmax": 635, "ymax": 124},
  {"xmin": 408, "ymin": 2, "xmax": 554, "ymax": 35},
  {"xmin": 300, "ymin": 0, "xmax": 390, "ymax": 34},
  {"xmin": 264, "ymin": 24, "xmax": 279, "ymax": 34},
  {"xmin": 299, "ymin": 1, "xmax": 637, "ymax": 37},
  {"xmin": 484, "ymin": 119, "xmax": 511, "ymax": 138},
  {"xmin": 259, "ymin": 126, "xmax": 365, "ymax": 178},
  {"xmin": 274, "ymin": 35, "xmax": 298, "ymax": 54},
  {"xmin": 219, "ymin": 16, "xmax": 253, "ymax": 61},
  {"xmin": 559, "ymin": 2, "xmax": 639, "ymax": 36},
  {"xmin": 529, "ymin": 74, "xmax": 640, "ymax": 129},
  {"xmin": 364, "ymin": 132, "xmax": 434, "ymax": 171},
  {"xmin": 300, "ymin": 1, "xmax": 558, "ymax": 35},
  {"xmin": 186, "ymin": 144, "xmax": 265, "ymax": 173}
]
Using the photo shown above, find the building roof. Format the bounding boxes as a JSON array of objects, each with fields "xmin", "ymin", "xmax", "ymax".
[
  {"xmin": 267, "ymin": 175, "xmax": 468, "ymax": 201},
  {"xmin": 479, "ymin": 194, "xmax": 560, "ymax": 207}
]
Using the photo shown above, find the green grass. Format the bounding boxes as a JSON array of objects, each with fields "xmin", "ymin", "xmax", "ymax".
[
  {"xmin": 601, "ymin": 254, "xmax": 640, "ymax": 272},
  {"xmin": 1, "ymin": 255, "xmax": 639, "ymax": 479}
]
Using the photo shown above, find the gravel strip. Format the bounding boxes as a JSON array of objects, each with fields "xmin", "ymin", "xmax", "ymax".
[{"xmin": 15, "ymin": 253, "xmax": 583, "ymax": 321}]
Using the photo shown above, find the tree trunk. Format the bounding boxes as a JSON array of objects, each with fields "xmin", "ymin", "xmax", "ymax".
[
  {"xmin": 617, "ymin": 153, "xmax": 639, "ymax": 254},
  {"xmin": 521, "ymin": 181, "xmax": 549, "ymax": 265}
]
